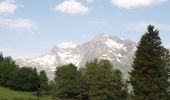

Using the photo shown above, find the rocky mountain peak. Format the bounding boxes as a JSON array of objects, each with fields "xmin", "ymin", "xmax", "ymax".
[
  {"xmin": 15, "ymin": 34, "xmax": 136, "ymax": 79},
  {"xmin": 93, "ymin": 34, "xmax": 119, "ymax": 42}
]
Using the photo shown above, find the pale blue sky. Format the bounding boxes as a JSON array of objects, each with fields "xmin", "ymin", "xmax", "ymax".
[{"xmin": 0, "ymin": 0, "xmax": 170, "ymax": 58}]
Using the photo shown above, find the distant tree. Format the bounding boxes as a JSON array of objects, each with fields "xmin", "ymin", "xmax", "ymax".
[
  {"xmin": 84, "ymin": 59, "xmax": 127, "ymax": 100},
  {"xmin": 0, "ymin": 54, "xmax": 40, "ymax": 91},
  {"xmin": 82, "ymin": 59, "xmax": 99, "ymax": 100},
  {"xmin": 129, "ymin": 25, "xmax": 170, "ymax": 99},
  {"xmin": 13, "ymin": 67, "xmax": 39, "ymax": 91},
  {"xmin": 48, "ymin": 80, "xmax": 55, "ymax": 95},
  {"xmin": 112, "ymin": 69, "xmax": 128, "ymax": 99},
  {"xmin": 52, "ymin": 63, "xmax": 82, "ymax": 99},
  {"xmin": 0, "ymin": 52, "xmax": 4, "ymax": 62},
  {"xmin": 163, "ymin": 49, "xmax": 170, "ymax": 79},
  {"xmin": 38, "ymin": 70, "xmax": 49, "ymax": 95},
  {"xmin": 0, "ymin": 57, "xmax": 18, "ymax": 87}
]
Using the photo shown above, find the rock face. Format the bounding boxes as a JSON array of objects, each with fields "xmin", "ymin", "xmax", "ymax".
[{"xmin": 15, "ymin": 34, "xmax": 137, "ymax": 79}]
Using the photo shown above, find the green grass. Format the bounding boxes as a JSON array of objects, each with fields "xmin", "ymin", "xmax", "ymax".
[{"xmin": 0, "ymin": 86, "xmax": 52, "ymax": 100}]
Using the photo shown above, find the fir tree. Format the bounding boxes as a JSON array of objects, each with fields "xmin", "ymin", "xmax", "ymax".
[
  {"xmin": 52, "ymin": 63, "xmax": 82, "ymax": 99},
  {"xmin": 0, "ymin": 57, "xmax": 18, "ymax": 87},
  {"xmin": 38, "ymin": 70, "xmax": 49, "ymax": 95},
  {"xmin": 0, "ymin": 52, "xmax": 4, "ymax": 62},
  {"xmin": 0, "ymin": 55, "xmax": 40, "ymax": 91},
  {"xmin": 130, "ymin": 25, "xmax": 170, "ymax": 100},
  {"xmin": 13, "ymin": 67, "xmax": 39, "ymax": 91},
  {"xmin": 84, "ymin": 59, "xmax": 127, "ymax": 100}
]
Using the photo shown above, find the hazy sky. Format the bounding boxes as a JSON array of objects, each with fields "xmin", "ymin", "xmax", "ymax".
[{"xmin": 0, "ymin": 0, "xmax": 170, "ymax": 58}]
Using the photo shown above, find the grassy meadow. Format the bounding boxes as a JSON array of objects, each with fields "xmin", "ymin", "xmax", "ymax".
[{"xmin": 0, "ymin": 86, "xmax": 52, "ymax": 100}]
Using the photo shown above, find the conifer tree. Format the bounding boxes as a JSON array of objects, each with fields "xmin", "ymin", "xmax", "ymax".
[
  {"xmin": 0, "ymin": 57, "xmax": 18, "ymax": 87},
  {"xmin": 53, "ymin": 63, "xmax": 82, "ymax": 99},
  {"xmin": 0, "ymin": 52, "xmax": 4, "ymax": 62},
  {"xmin": 13, "ymin": 67, "xmax": 39, "ymax": 91},
  {"xmin": 130, "ymin": 25, "xmax": 170, "ymax": 100},
  {"xmin": 0, "ymin": 55, "xmax": 40, "ymax": 91},
  {"xmin": 84, "ymin": 59, "xmax": 127, "ymax": 100},
  {"xmin": 38, "ymin": 70, "xmax": 49, "ymax": 95}
]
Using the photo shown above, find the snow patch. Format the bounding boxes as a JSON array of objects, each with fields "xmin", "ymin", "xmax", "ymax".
[
  {"xmin": 122, "ymin": 47, "xmax": 127, "ymax": 52},
  {"xmin": 117, "ymin": 53, "xmax": 123, "ymax": 57},
  {"xmin": 100, "ymin": 54, "xmax": 114, "ymax": 61},
  {"xmin": 103, "ymin": 34, "xmax": 109, "ymax": 38},
  {"xmin": 75, "ymin": 58, "xmax": 82, "ymax": 67},
  {"xmin": 105, "ymin": 39, "xmax": 124, "ymax": 49},
  {"xmin": 113, "ymin": 53, "xmax": 123, "ymax": 62},
  {"xmin": 57, "ymin": 42, "xmax": 77, "ymax": 49},
  {"xmin": 117, "ymin": 57, "xmax": 121, "ymax": 62},
  {"xmin": 58, "ymin": 51, "xmax": 71, "ymax": 59},
  {"xmin": 33, "ymin": 54, "xmax": 56, "ymax": 65},
  {"xmin": 113, "ymin": 53, "xmax": 123, "ymax": 58},
  {"xmin": 57, "ymin": 49, "xmax": 81, "ymax": 66},
  {"xmin": 133, "ymin": 47, "xmax": 137, "ymax": 51}
]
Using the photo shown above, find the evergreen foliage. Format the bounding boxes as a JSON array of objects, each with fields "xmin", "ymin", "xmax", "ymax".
[
  {"xmin": 129, "ymin": 25, "xmax": 170, "ymax": 99},
  {"xmin": 83, "ymin": 59, "xmax": 127, "ymax": 100},
  {"xmin": 52, "ymin": 63, "xmax": 83, "ymax": 99},
  {"xmin": 0, "ymin": 52, "xmax": 3, "ymax": 62},
  {"xmin": 13, "ymin": 67, "xmax": 39, "ymax": 91},
  {"xmin": 0, "ymin": 56, "xmax": 18, "ymax": 87},
  {"xmin": 52, "ymin": 60, "xmax": 128, "ymax": 100},
  {"xmin": 38, "ymin": 70, "xmax": 49, "ymax": 95},
  {"xmin": 0, "ymin": 53, "xmax": 39, "ymax": 91}
]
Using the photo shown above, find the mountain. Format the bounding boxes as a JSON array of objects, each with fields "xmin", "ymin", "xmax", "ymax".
[{"xmin": 15, "ymin": 34, "xmax": 137, "ymax": 79}]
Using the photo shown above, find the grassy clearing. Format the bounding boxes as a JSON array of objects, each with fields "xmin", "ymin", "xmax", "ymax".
[{"xmin": 0, "ymin": 86, "xmax": 52, "ymax": 100}]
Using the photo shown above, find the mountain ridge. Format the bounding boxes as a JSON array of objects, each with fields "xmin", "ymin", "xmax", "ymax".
[{"xmin": 15, "ymin": 34, "xmax": 137, "ymax": 79}]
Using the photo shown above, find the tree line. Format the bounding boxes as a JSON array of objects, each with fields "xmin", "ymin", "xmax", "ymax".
[
  {"xmin": 0, "ymin": 25, "xmax": 169, "ymax": 100},
  {"xmin": 0, "ymin": 54, "xmax": 49, "ymax": 95},
  {"xmin": 52, "ymin": 59, "xmax": 128, "ymax": 100}
]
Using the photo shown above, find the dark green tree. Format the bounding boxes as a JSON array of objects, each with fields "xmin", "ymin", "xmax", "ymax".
[
  {"xmin": 52, "ymin": 63, "xmax": 82, "ymax": 99},
  {"xmin": 38, "ymin": 70, "xmax": 49, "ymax": 95},
  {"xmin": 112, "ymin": 69, "xmax": 128, "ymax": 100},
  {"xmin": 48, "ymin": 80, "xmax": 55, "ymax": 95},
  {"xmin": 0, "ymin": 52, "xmax": 4, "ymax": 62},
  {"xmin": 83, "ymin": 59, "xmax": 99, "ymax": 100},
  {"xmin": 13, "ymin": 67, "xmax": 39, "ymax": 91},
  {"xmin": 129, "ymin": 25, "xmax": 170, "ymax": 100},
  {"xmin": 0, "ymin": 54, "xmax": 40, "ymax": 91},
  {"xmin": 0, "ymin": 57, "xmax": 18, "ymax": 87},
  {"xmin": 84, "ymin": 59, "xmax": 127, "ymax": 100}
]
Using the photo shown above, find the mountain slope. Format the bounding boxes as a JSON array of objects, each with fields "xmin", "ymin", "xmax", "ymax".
[{"xmin": 15, "ymin": 34, "xmax": 137, "ymax": 79}]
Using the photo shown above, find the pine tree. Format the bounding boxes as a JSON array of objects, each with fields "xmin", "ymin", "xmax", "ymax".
[
  {"xmin": 13, "ymin": 67, "xmax": 39, "ymax": 91},
  {"xmin": 0, "ymin": 52, "xmax": 4, "ymax": 62},
  {"xmin": 129, "ymin": 25, "xmax": 170, "ymax": 100},
  {"xmin": 0, "ymin": 55, "xmax": 40, "ymax": 91},
  {"xmin": 52, "ymin": 63, "xmax": 82, "ymax": 99},
  {"xmin": 38, "ymin": 70, "xmax": 49, "ymax": 95},
  {"xmin": 112, "ymin": 69, "xmax": 128, "ymax": 100},
  {"xmin": 0, "ymin": 57, "xmax": 18, "ymax": 87},
  {"xmin": 83, "ymin": 59, "xmax": 100, "ymax": 100},
  {"xmin": 84, "ymin": 59, "xmax": 127, "ymax": 100}
]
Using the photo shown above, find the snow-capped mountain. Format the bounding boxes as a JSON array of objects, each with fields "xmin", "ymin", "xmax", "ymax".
[{"xmin": 15, "ymin": 34, "xmax": 137, "ymax": 79}]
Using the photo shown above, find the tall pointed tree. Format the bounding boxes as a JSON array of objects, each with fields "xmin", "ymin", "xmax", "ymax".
[
  {"xmin": 130, "ymin": 25, "xmax": 169, "ymax": 99},
  {"xmin": 0, "ymin": 52, "xmax": 4, "ymax": 62},
  {"xmin": 84, "ymin": 59, "xmax": 127, "ymax": 100},
  {"xmin": 0, "ymin": 57, "xmax": 18, "ymax": 87},
  {"xmin": 52, "ymin": 63, "xmax": 82, "ymax": 99},
  {"xmin": 38, "ymin": 70, "xmax": 49, "ymax": 95}
]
